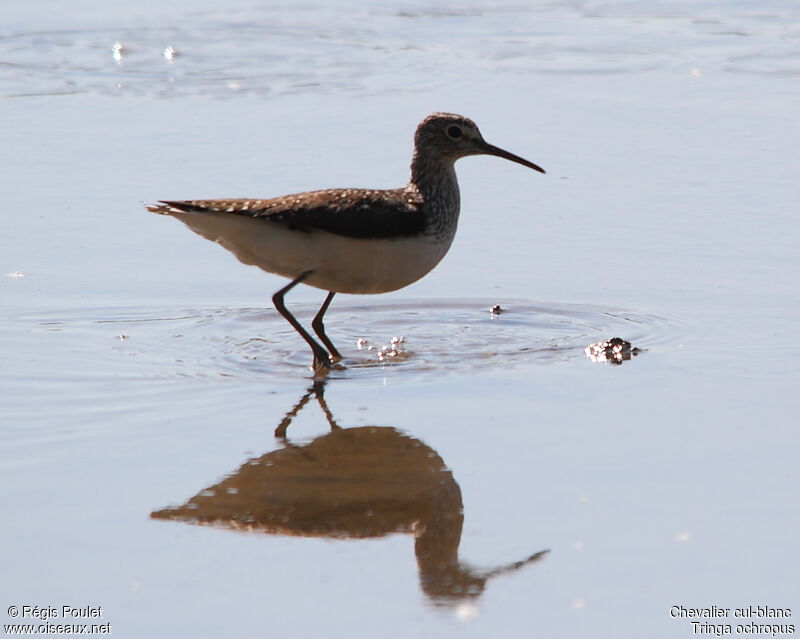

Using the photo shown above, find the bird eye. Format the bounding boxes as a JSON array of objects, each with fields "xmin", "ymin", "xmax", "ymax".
[{"xmin": 445, "ymin": 125, "xmax": 463, "ymax": 140}]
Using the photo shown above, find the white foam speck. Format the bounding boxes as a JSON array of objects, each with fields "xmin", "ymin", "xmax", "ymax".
[
  {"xmin": 112, "ymin": 42, "xmax": 125, "ymax": 63},
  {"xmin": 455, "ymin": 602, "xmax": 478, "ymax": 621}
]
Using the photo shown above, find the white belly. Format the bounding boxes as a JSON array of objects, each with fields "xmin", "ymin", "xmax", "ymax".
[{"xmin": 169, "ymin": 211, "xmax": 452, "ymax": 294}]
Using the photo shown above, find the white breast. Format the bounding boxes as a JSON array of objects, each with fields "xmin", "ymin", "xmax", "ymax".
[{"xmin": 169, "ymin": 211, "xmax": 453, "ymax": 294}]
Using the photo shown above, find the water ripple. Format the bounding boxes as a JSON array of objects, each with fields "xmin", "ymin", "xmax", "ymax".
[
  {"xmin": 2, "ymin": 1, "xmax": 798, "ymax": 98},
  {"xmin": 6, "ymin": 299, "xmax": 686, "ymax": 384}
]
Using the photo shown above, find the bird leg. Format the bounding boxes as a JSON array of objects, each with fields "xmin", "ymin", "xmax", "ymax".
[
  {"xmin": 311, "ymin": 291, "xmax": 342, "ymax": 361},
  {"xmin": 273, "ymin": 380, "xmax": 340, "ymax": 439},
  {"xmin": 274, "ymin": 385, "xmax": 316, "ymax": 438},
  {"xmin": 272, "ymin": 271, "xmax": 331, "ymax": 370},
  {"xmin": 313, "ymin": 378, "xmax": 341, "ymax": 430}
]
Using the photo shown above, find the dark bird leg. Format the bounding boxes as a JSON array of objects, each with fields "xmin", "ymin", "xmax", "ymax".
[
  {"xmin": 274, "ymin": 385, "xmax": 316, "ymax": 439},
  {"xmin": 273, "ymin": 379, "xmax": 340, "ymax": 439},
  {"xmin": 312, "ymin": 291, "xmax": 342, "ymax": 362},
  {"xmin": 313, "ymin": 379, "xmax": 341, "ymax": 430},
  {"xmin": 272, "ymin": 271, "xmax": 331, "ymax": 370}
]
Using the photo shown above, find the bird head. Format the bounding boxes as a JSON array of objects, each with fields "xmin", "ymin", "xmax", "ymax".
[{"xmin": 414, "ymin": 112, "xmax": 545, "ymax": 173}]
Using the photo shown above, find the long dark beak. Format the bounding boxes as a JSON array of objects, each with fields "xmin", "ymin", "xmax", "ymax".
[{"xmin": 482, "ymin": 142, "xmax": 546, "ymax": 174}]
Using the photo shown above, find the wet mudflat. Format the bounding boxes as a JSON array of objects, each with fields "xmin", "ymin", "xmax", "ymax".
[{"xmin": 1, "ymin": 1, "xmax": 798, "ymax": 637}]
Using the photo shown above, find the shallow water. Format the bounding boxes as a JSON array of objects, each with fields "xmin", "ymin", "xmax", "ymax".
[
  {"xmin": 2, "ymin": 1, "xmax": 798, "ymax": 637},
  {"xmin": 4, "ymin": 299, "xmax": 676, "ymax": 385}
]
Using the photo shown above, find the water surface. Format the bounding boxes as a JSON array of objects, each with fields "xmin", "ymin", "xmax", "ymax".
[{"xmin": 1, "ymin": 1, "xmax": 798, "ymax": 637}]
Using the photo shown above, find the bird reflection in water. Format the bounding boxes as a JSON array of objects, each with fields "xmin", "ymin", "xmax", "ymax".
[{"xmin": 152, "ymin": 381, "xmax": 548, "ymax": 604}]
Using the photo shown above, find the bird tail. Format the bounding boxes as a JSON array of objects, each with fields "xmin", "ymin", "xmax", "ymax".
[
  {"xmin": 146, "ymin": 201, "xmax": 197, "ymax": 215},
  {"xmin": 145, "ymin": 202, "xmax": 173, "ymax": 215}
]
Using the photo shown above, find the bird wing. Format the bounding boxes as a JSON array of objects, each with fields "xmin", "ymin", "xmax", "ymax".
[{"xmin": 147, "ymin": 188, "xmax": 426, "ymax": 239}]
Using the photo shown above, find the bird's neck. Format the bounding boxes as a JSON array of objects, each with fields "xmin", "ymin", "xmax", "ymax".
[{"xmin": 408, "ymin": 150, "xmax": 461, "ymax": 240}]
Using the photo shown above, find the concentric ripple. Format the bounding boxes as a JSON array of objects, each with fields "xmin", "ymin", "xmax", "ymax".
[{"xmin": 6, "ymin": 299, "xmax": 685, "ymax": 384}]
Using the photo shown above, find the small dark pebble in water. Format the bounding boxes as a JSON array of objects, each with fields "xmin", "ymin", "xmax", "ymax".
[
  {"xmin": 585, "ymin": 337, "xmax": 641, "ymax": 365},
  {"xmin": 489, "ymin": 304, "xmax": 504, "ymax": 315}
]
